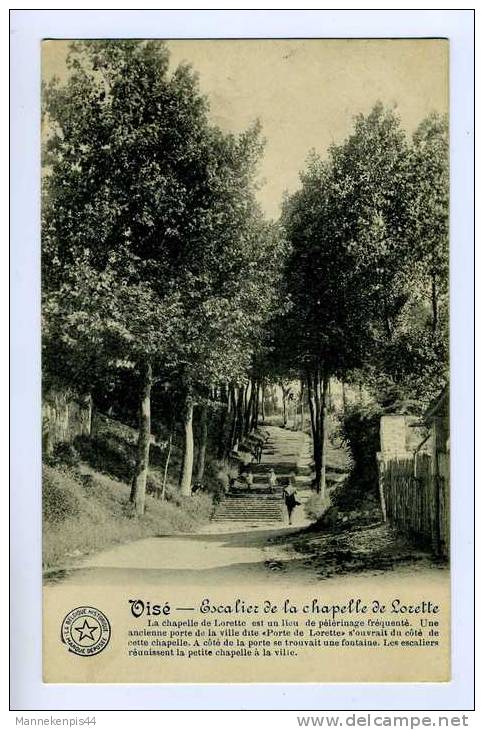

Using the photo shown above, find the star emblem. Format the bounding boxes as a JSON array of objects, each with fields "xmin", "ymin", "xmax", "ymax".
[{"xmin": 74, "ymin": 619, "xmax": 99, "ymax": 642}]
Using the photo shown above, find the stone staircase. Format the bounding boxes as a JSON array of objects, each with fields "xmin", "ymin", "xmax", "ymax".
[
  {"xmin": 212, "ymin": 495, "xmax": 285, "ymax": 522},
  {"xmin": 212, "ymin": 422, "xmax": 353, "ymax": 524},
  {"xmin": 213, "ymin": 426, "xmax": 314, "ymax": 524}
]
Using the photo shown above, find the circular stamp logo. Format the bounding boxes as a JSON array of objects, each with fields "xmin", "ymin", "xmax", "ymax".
[{"xmin": 61, "ymin": 606, "xmax": 111, "ymax": 657}]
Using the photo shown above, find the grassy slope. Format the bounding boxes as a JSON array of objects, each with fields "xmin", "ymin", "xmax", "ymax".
[{"xmin": 43, "ymin": 415, "xmax": 216, "ymax": 571}]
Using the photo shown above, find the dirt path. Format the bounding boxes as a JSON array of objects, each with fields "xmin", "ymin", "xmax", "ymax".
[
  {"xmin": 44, "ymin": 522, "xmax": 313, "ymax": 587},
  {"xmin": 45, "ymin": 517, "xmax": 449, "ymax": 594}
]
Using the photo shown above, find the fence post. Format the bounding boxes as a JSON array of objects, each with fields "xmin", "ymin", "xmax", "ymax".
[{"xmin": 376, "ymin": 453, "xmax": 387, "ymax": 522}]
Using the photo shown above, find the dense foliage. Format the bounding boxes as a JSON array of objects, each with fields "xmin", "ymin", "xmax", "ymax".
[
  {"xmin": 43, "ymin": 41, "xmax": 285, "ymax": 511},
  {"xmin": 280, "ymin": 103, "xmax": 448, "ymax": 494},
  {"xmin": 42, "ymin": 41, "xmax": 448, "ymax": 518}
]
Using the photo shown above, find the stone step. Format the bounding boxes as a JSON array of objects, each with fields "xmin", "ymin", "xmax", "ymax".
[
  {"xmin": 222, "ymin": 495, "xmax": 281, "ymax": 500},
  {"xmin": 216, "ymin": 509, "xmax": 283, "ymax": 515},
  {"xmin": 252, "ymin": 474, "xmax": 292, "ymax": 484},
  {"xmin": 213, "ymin": 510, "xmax": 281, "ymax": 515},
  {"xmin": 229, "ymin": 491, "xmax": 284, "ymax": 498},
  {"xmin": 214, "ymin": 513, "xmax": 282, "ymax": 517},
  {"xmin": 213, "ymin": 510, "xmax": 282, "ymax": 514},
  {"xmin": 295, "ymin": 465, "xmax": 313, "ymax": 476},
  {"xmin": 224, "ymin": 495, "xmax": 282, "ymax": 500},
  {"xmin": 213, "ymin": 515, "xmax": 283, "ymax": 525},
  {"xmin": 213, "ymin": 515, "xmax": 284, "ymax": 525},
  {"xmin": 219, "ymin": 506, "xmax": 283, "ymax": 511},
  {"xmin": 251, "ymin": 462, "xmax": 298, "ymax": 474},
  {"xmin": 213, "ymin": 494, "xmax": 285, "ymax": 522}
]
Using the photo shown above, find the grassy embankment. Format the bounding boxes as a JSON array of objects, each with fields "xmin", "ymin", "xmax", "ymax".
[{"xmin": 43, "ymin": 414, "xmax": 219, "ymax": 571}]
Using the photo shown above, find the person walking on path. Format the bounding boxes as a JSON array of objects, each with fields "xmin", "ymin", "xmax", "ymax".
[
  {"xmin": 268, "ymin": 468, "xmax": 277, "ymax": 493},
  {"xmin": 282, "ymin": 482, "xmax": 300, "ymax": 525}
]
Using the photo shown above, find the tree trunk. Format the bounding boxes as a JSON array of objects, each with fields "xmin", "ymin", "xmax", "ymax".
[
  {"xmin": 130, "ymin": 361, "xmax": 153, "ymax": 516},
  {"xmin": 250, "ymin": 380, "xmax": 260, "ymax": 432},
  {"xmin": 306, "ymin": 368, "xmax": 329, "ymax": 495},
  {"xmin": 161, "ymin": 432, "xmax": 173, "ymax": 501},
  {"xmin": 179, "ymin": 390, "xmax": 194, "ymax": 496},
  {"xmin": 320, "ymin": 371, "xmax": 329, "ymax": 499},
  {"xmin": 89, "ymin": 395, "xmax": 96, "ymax": 438},
  {"xmin": 217, "ymin": 384, "xmax": 229, "ymax": 460},
  {"xmin": 195, "ymin": 404, "xmax": 208, "ymax": 483},
  {"xmin": 431, "ymin": 274, "xmax": 439, "ymax": 333},
  {"xmin": 341, "ymin": 380, "xmax": 348, "ymax": 413},
  {"xmin": 306, "ymin": 373, "xmax": 316, "ymax": 443},
  {"xmin": 281, "ymin": 385, "xmax": 288, "ymax": 428},
  {"xmin": 235, "ymin": 386, "xmax": 245, "ymax": 444},
  {"xmin": 313, "ymin": 370, "xmax": 322, "ymax": 493},
  {"xmin": 256, "ymin": 381, "xmax": 261, "ymax": 428},
  {"xmin": 306, "ymin": 371, "xmax": 320, "ymax": 492},
  {"xmin": 299, "ymin": 377, "xmax": 305, "ymax": 430},
  {"xmin": 245, "ymin": 380, "xmax": 255, "ymax": 435},
  {"xmin": 261, "ymin": 382, "xmax": 266, "ymax": 422},
  {"xmin": 293, "ymin": 396, "xmax": 298, "ymax": 430},
  {"xmin": 226, "ymin": 385, "xmax": 239, "ymax": 457},
  {"xmin": 243, "ymin": 381, "xmax": 250, "ymax": 425}
]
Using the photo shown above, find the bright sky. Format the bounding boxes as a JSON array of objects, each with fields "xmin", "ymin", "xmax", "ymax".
[{"xmin": 43, "ymin": 39, "xmax": 448, "ymax": 219}]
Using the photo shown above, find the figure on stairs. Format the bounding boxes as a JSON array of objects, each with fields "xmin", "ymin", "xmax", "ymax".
[
  {"xmin": 268, "ymin": 467, "xmax": 277, "ymax": 493},
  {"xmin": 282, "ymin": 482, "xmax": 300, "ymax": 525},
  {"xmin": 244, "ymin": 468, "xmax": 254, "ymax": 489}
]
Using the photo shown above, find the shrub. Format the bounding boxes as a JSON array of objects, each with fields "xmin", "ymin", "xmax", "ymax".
[
  {"xmin": 332, "ymin": 404, "xmax": 382, "ymax": 511},
  {"xmin": 146, "ymin": 470, "xmax": 165, "ymax": 497},
  {"xmin": 43, "ymin": 465, "xmax": 83, "ymax": 523},
  {"xmin": 203, "ymin": 459, "xmax": 232, "ymax": 503},
  {"xmin": 304, "ymin": 492, "xmax": 331, "ymax": 522},
  {"xmin": 45, "ymin": 441, "xmax": 80, "ymax": 468},
  {"xmin": 74, "ymin": 434, "xmax": 135, "ymax": 482},
  {"xmin": 175, "ymin": 493, "xmax": 214, "ymax": 521}
]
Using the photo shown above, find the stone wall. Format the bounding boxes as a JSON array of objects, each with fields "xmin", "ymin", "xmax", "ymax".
[{"xmin": 379, "ymin": 414, "xmax": 429, "ymax": 458}]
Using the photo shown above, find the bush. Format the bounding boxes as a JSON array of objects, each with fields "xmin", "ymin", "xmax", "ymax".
[
  {"xmin": 74, "ymin": 434, "xmax": 135, "ymax": 482},
  {"xmin": 203, "ymin": 459, "xmax": 232, "ymax": 503},
  {"xmin": 43, "ymin": 465, "xmax": 83, "ymax": 523},
  {"xmin": 173, "ymin": 493, "xmax": 214, "ymax": 521},
  {"xmin": 45, "ymin": 441, "xmax": 80, "ymax": 468},
  {"xmin": 332, "ymin": 404, "xmax": 382, "ymax": 511},
  {"xmin": 146, "ymin": 470, "xmax": 165, "ymax": 497},
  {"xmin": 304, "ymin": 492, "xmax": 331, "ymax": 521}
]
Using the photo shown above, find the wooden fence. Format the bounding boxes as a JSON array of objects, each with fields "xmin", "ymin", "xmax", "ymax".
[{"xmin": 380, "ymin": 452, "xmax": 450, "ymax": 557}]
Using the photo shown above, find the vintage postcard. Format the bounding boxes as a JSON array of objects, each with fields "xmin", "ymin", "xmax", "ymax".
[{"xmin": 41, "ymin": 37, "xmax": 451, "ymax": 684}]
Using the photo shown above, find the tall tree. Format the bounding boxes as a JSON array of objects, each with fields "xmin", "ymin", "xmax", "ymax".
[
  {"xmin": 358, "ymin": 113, "xmax": 449, "ymax": 405},
  {"xmin": 42, "ymin": 40, "xmax": 269, "ymax": 507},
  {"xmin": 281, "ymin": 104, "xmax": 412, "ymax": 494},
  {"xmin": 42, "ymin": 259, "xmax": 182, "ymax": 514},
  {"xmin": 408, "ymin": 113, "xmax": 449, "ymax": 334},
  {"xmin": 175, "ymin": 214, "xmax": 287, "ymax": 494}
]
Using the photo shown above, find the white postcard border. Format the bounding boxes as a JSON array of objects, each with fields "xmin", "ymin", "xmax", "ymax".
[{"xmin": 10, "ymin": 8, "xmax": 474, "ymax": 711}]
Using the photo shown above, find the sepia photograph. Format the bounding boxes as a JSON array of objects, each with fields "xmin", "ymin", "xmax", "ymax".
[{"xmin": 39, "ymin": 36, "xmax": 452, "ymax": 684}]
